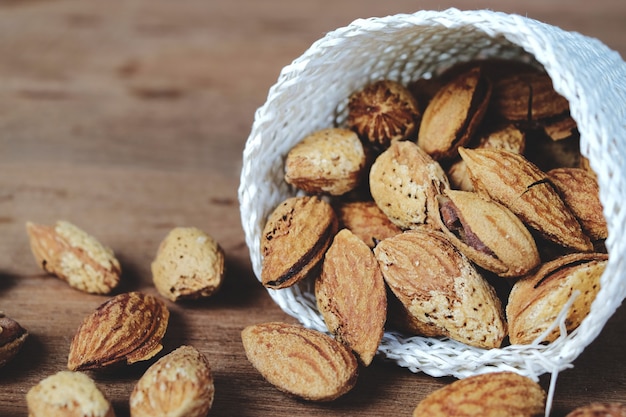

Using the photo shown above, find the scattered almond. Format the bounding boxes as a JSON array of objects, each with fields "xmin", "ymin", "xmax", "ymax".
[
  {"xmin": 241, "ymin": 321, "xmax": 358, "ymax": 401},
  {"xmin": 565, "ymin": 402, "xmax": 626, "ymax": 417},
  {"xmin": 26, "ymin": 220, "xmax": 121, "ymax": 294},
  {"xmin": 130, "ymin": 345, "xmax": 214, "ymax": 417},
  {"xmin": 68, "ymin": 291, "xmax": 169, "ymax": 371},
  {"xmin": 26, "ymin": 371, "xmax": 115, "ymax": 417},
  {"xmin": 0, "ymin": 312, "xmax": 28, "ymax": 368},
  {"xmin": 151, "ymin": 226, "xmax": 225, "ymax": 302}
]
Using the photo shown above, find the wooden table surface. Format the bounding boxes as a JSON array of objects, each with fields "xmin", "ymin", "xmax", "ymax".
[{"xmin": 1, "ymin": 1, "xmax": 625, "ymax": 416}]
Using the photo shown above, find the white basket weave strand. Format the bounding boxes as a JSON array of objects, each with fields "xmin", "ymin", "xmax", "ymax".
[{"xmin": 238, "ymin": 8, "xmax": 626, "ymax": 381}]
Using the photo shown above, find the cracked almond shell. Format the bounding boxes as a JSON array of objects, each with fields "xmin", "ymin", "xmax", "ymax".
[
  {"xmin": 369, "ymin": 140, "xmax": 449, "ymax": 230},
  {"xmin": 0, "ymin": 312, "xmax": 28, "ymax": 368},
  {"xmin": 417, "ymin": 66, "xmax": 492, "ymax": 160},
  {"xmin": 458, "ymin": 147, "xmax": 592, "ymax": 252},
  {"xmin": 241, "ymin": 322, "xmax": 358, "ymax": 401},
  {"xmin": 347, "ymin": 79, "xmax": 421, "ymax": 149},
  {"xmin": 315, "ymin": 229, "xmax": 387, "ymax": 366},
  {"xmin": 436, "ymin": 189, "xmax": 540, "ymax": 277},
  {"xmin": 373, "ymin": 229, "xmax": 507, "ymax": 349},
  {"xmin": 68, "ymin": 291, "xmax": 169, "ymax": 371},
  {"xmin": 507, "ymin": 252, "xmax": 608, "ymax": 345},
  {"xmin": 260, "ymin": 196, "xmax": 338, "ymax": 289}
]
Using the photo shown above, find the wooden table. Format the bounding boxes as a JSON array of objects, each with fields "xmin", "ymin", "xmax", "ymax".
[{"xmin": 1, "ymin": 1, "xmax": 624, "ymax": 416}]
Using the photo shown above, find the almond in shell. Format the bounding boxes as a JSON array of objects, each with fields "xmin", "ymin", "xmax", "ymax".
[
  {"xmin": 436, "ymin": 189, "xmax": 540, "ymax": 278},
  {"xmin": 373, "ymin": 229, "xmax": 507, "ymax": 349},
  {"xmin": 130, "ymin": 345, "xmax": 214, "ymax": 417},
  {"xmin": 315, "ymin": 228, "xmax": 387, "ymax": 366},
  {"xmin": 458, "ymin": 147, "xmax": 592, "ymax": 252},
  {"xmin": 413, "ymin": 371, "xmax": 546, "ymax": 417},
  {"xmin": 369, "ymin": 140, "xmax": 449, "ymax": 230},
  {"xmin": 241, "ymin": 322, "xmax": 358, "ymax": 401},
  {"xmin": 26, "ymin": 371, "xmax": 116, "ymax": 417},
  {"xmin": 26, "ymin": 220, "xmax": 121, "ymax": 294},
  {"xmin": 0, "ymin": 312, "xmax": 28, "ymax": 368},
  {"xmin": 68, "ymin": 291, "xmax": 169, "ymax": 371},
  {"xmin": 565, "ymin": 402, "xmax": 626, "ymax": 417},
  {"xmin": 334, "ymin": 200, "xmax": 401, "ymax": 248},
  {"xmin": 260, "ymin": 196, "xmax": 338, "ymax": 289},
  {"xmin": 507, "ymin": 252, "xmax": 608, "ymax": 345}
]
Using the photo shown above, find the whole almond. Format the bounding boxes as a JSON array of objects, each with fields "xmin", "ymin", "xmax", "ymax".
[
  {"xmin": 130, "ymin": 345, "xmax": 214, "ymax": 417},
  {"xmin": 284, "ymin": 127, "xmax": 367, "ymax": 196},
  {"xmin": 241, "ymin": 322, "xmax": 358, "ymax": 401},
  {"xmin": 413, "ymin": 371, "xmax": 546, "ymax": 417},
  {"xmin": 507, "ymin": 252, "xmax": 608, "ymax": 345},
  {"xmin": 436, "ymin": 189, "xmax": 540, "ymax": 277},
  {"xmin": 0, "ymin": 312, "xmax": 28, "ymax": 368},
  {"xmin": 316, "ymin": 229, "xmax": 387, "ymax": 366},
  {"xmin": 369, "ymin": 140, "xmax": 449, "ymax": 230},
  {"xmin": 151, "ymin": 226, "xmax": 225, "ymax": 302},
  {"xmin": 68, "ymin": 291, "xmax": 169, "ymax": 371},
  {"xmin": 417, "ymin": 66, "xmax": 492, "ymax": 160},
  {"xmin": 374, "ymin": 229, "xmax": 507, "ymax": 349},
  {"xmin": 565, "ymin": 402, "xmax": 626, "ymax": 417},
  {"xmin": 261, "ymin": 196, "xmax": 338, "ymax": 289},
  {"xmin": 26, "ymin": 371, "xmax": 115, "ymax": 417},
  {"xmin": 26, "ymin": 220, "xmax": 121, "ymax": 294},
  {"xmin": 458, "ymin": 147, "xmax": 592, "ymax": 252}
]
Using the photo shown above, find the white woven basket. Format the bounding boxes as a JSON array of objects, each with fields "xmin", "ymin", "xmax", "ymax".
[{"xmin": 239, "ymin": 8, "xmax": 626, "ymax": 382}]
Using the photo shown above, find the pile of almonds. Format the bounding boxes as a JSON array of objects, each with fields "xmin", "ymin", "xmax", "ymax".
[
  {"xmin": 0, "ymin": 221, "xmax": 224, "ymax": 416},
  {"xmin": 250, "ymin": 59, "xmax": 611, "ymax": 402}
]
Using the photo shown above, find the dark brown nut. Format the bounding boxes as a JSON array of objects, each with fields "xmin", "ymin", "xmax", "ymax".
[
  {"xmin": 347, "ymin": 79, "xmax": 421, "ymax": 149},
  {"xmin": 436, "ymin": 189, "xmax": 540, "ymax": 277},
  {"xmin": 284, "ymin": 127, "xmax": 367, "ymax": 196},
  {"xmin": 507, "ymin": 252, "xmax": 608, "ymax": 345},
  {"xmin": 334, "ymin": 200, "xmax": 402, "ymax": 248},
  {"xmin": 413, "ymin": 371, "xmax": 546, "ymax": 417},
  {"xmin": 373, "ymin": 229, "xmax": 507, "ymax": 349},
  {"xmin": 316, "ymin": 229, "xmax": 387, "ymax": 366},
  {"xmin": 261, "ymin": 196, "xmax": 338, "ymax": 289},
  {"xmin": 458, "ymin": 147, "xmax": 593, "ymax": 252},
  {"xmin": 369, "ymin": 140, "xmax": 449, "ymax": 230},
  {"xmin": 241, "ymin": 322, "xmax": 358, "ymax": 401},
  {"xmin": 417, "ymin": 66, "xmax": 492, "ymax": 160},
  {"xmin": 0, "ymin": 312, "xmax": 28, "ymax": 368},
  {"xmin": 547, "ymin": 167, "xmax": 608, "ymax": 241}
]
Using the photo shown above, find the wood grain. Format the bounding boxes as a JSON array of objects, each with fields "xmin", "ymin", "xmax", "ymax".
[{"xmin": 1, "ymin": 1, "xmax": 625, "ymax": 416}]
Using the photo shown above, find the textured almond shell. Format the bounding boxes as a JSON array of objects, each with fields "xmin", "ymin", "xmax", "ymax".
[
  {"xmin": 68, "ymin": 292, "xmax": 169, "ymax": 371},
  {"xmin": 284, "ymin": 127, "xmax": 366, "ymax": 196},
  {"xmin": 316, "ymin": 229, "xmax": 387, "ymax": 366},
  {"xmin": 458, "ymin": 147, "xmax": 592, "ymax": 251},
  {"xmin": 374, "ymin": 229, "xmax": 507, "ymax": 349},
  {"xmin": 507, "ymin": 252, "xmax": 608, "ymax": 345},
  {"xmin": 241, "ymin": 322, "xmax": 358, "ymax": 401},
  {"xmin": 334, "ymin": 200, "xmax": 402, "ymax": 248},
  {"xmin": 369, "ymin": 140, "xmax": 449, "ymax": 229},
  {"xmin": 436, "ymin": 189, "xmax": 540, "ymax": 277},
  {"xmin": 130, "ymin": 345, "xmax": 214, "ymax": 417},
  {"xmin": 26, "ymin": 371, "xmax": 116, "ymax": 417},
  {"xmin": 151, "ymin": 227, "xmax": 225, "ymax": 302},
  {"xmin": 413, "ymin": 371, "xmax": 546, "ymax": 417},
  {"xmin": 417, "ymin": 66, "xmax": 491, "ymax": 160},
  {"xmin": 0, "ymin": 314, "xmax": 28, "ymax": 368},
  {"xmin": 564, "ymin": 402, "xmax": 626, "ymax": 417},
  {"xmin": 26, "ymin": 221, "xmax": 121, "ymax": 294},
  {"xmin": 547, "ymin": 167, "xmax": 607, "ymax": 241}
]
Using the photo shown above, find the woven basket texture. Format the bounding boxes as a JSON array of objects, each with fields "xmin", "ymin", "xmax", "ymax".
[{"xmin": 238, "ymin": 8, "xmax": 626, "ymax": 381}]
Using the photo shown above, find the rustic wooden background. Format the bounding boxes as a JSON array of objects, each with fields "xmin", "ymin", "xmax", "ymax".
[{"xmin": 1, "ymin": 0, "xmax": 625, "ymax": 416}]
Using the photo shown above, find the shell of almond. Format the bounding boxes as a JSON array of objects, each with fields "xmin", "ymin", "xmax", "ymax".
[
  {"xmin": 507, "ymin": 252, "xmax": 608, "ymax": 345},
  {"xmin": 26, "ymin": 371, "xmax": 115, "ymax": 417},
  {"xmin": 374, "ymin": 229, "xmax": 507, "ymax": 349},
  {"xmin": 130, "ymin": 345, "xmax": 214, "ymax": 417},
  {"xmin": 0, "ymin": 312, "xmax": 28, "ymax": 368},
  {"xmin": 26, "ymin": 220, "xmax": 121, "ymax": 294},
  {"xmin": 436, "ymin": 189, "xmax": 540, "ymax": 278},
  {"xmin": 68, "ymin": 291, "xmax": 169, "ymax": 371}
]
